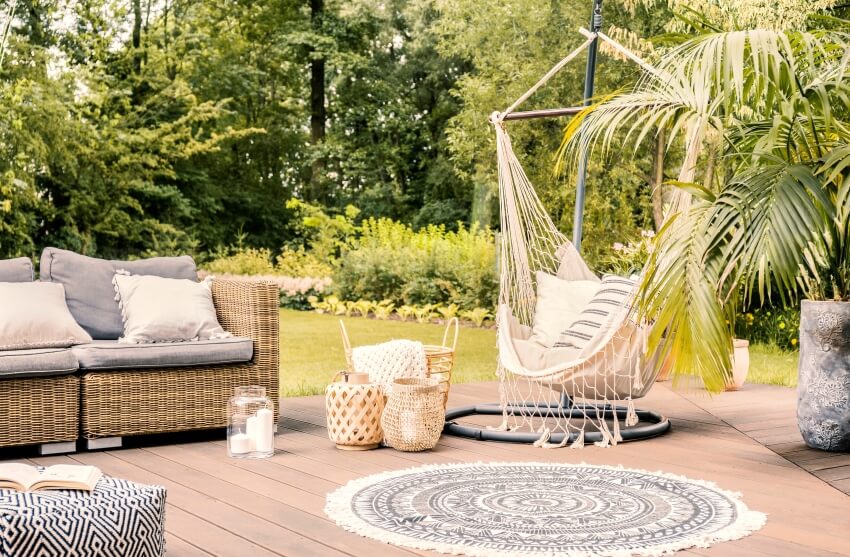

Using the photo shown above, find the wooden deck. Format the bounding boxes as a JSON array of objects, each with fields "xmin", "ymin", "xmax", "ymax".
[{"xmin": 13, "ymin": 381, "xmax": 850, "ymax": 556}]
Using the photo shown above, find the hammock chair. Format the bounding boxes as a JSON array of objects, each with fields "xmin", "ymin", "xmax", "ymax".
[{"xmin": 444, "ymin": 6, "xmax": 671, "ymax": 448}]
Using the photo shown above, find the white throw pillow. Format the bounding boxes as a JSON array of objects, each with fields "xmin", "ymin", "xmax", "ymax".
[
  {"xmin": 112, "ymin": 272, "xmax": 232, "ymax": 344},
  {"xmin": 529, "ymin": 271, "xmax": 599, "ymax": 347},
  {"xmin": 0, "ymin": 282, "xmax": 92, "ymax": 350}
]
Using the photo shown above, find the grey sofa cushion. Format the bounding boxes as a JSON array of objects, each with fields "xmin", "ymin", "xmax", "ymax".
[
  {"xmin": 72, "ymin": 337, "xmax": 254, "ymax": 370},
  {"xmin": 0, "ymin": 348, "xmax": 79, "ymax": 379},
  {"xmin": 0, "ymin": 258, "xmax": 33, "ymax": 282},
  {"xmin": 40, "ymin": 248, "xmax": 197, "ymax": 340}
]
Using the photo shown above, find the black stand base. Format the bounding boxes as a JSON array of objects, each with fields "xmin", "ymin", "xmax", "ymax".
[{"xmin": 444, "ymin": 401, "xmax": 671, "ymax": 445}]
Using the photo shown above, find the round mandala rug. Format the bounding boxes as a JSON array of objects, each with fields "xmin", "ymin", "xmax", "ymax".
[{"xmin": 325, "ymin": 462, "xmax": 766, "ymax": 557}]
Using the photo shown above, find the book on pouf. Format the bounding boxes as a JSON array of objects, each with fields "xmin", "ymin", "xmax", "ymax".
[{"xmin": 0, "ymin": 463, "xmax": 102, "ymax": 492}]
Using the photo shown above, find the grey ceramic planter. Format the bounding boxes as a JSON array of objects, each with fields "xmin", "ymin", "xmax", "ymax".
[{"xmin": 797, "ymin": 300, "xmax": 850, "ymax": 452}]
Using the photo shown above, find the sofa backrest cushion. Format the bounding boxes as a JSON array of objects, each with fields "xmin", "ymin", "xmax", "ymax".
[
  {"xmin": 0, "ymin": 257, "xmax": 34, "ymax": 282},
  {"xmin": 40, "ymin": 248, "xmax": 198, "ymax": 340}
]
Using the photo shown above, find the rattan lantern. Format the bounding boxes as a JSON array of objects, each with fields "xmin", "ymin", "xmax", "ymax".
[{"xmin": 325, "ymin": 372, "xmax": 384, "ymax": 450}]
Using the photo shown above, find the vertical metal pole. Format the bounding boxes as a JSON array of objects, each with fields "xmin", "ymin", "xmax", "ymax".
[
  {"xmin": 562, "ymin": 0, "xmax": 603, "ymax": 412},
  {"xmin": 571, "ymin": 0, "xmax": 603, "ymax": 252}
]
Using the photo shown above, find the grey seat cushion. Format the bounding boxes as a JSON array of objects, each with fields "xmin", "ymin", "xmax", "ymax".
[
  {"xmin": 72, "ymin": 337, "xmax": 254, "ymax": 370},
  {"xmin": 40, "ymin": 247, "xmax": 198, "ymax": 340},
  {"xmin": 0, "ymin": 348, "xmax": 79, "ymax": 379},
  {"xmin": 0, "ymin": 258, "xmax": 33, "ymax": 282}
]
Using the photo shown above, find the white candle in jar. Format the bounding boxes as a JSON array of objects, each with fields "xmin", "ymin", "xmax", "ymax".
[
  {"xmin": 255, "ymin": 408, "xmax": 274, "ymax": 453},
  {"xmin": 246, "ymin": 415, "xmax": 258, "ymax": 449},
  {"xmin": 229, "ymin": 433, "xmax": 252, "ymax": 455}
]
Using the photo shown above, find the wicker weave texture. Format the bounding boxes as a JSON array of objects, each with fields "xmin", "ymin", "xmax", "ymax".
[
  {"xmin": 326, "ymin": 381, "xmax": 385, "ymax": 450},
  {"xmin": 82, "ymin": 279, "xmax": 280, "ymax": 439},
  {"xmin": 381, "ymin": 378, "xmax": 445, "ymax": 452},
  {"xmin": 422, "ymin": 346, "xmax": 453, "ymax": 409},
  {"xmin": 0, "ymin": 375, "xmax": 79, "ymax": 446}
]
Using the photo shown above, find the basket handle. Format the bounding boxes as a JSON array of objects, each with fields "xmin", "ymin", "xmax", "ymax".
[
  {"xmin": 339, "ymin": 320, "xmax": 352, "ymax": 352},
  {"xmin": 442, "ymin": 317, "xmax": 460, "ymax": 350}
]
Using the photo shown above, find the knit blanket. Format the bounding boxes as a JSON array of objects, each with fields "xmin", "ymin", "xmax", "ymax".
[{"xmin": 351, "ymin": 340, "xmax": 427, "ymax": 391}]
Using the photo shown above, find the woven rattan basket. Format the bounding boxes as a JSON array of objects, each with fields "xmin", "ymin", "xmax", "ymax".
[
  {"xmin": 325, "ymin": 372, "xmax": 385, "ymax": 450},
  {"xmin": 340, "ymin": 317, "xmax": 458, "ymax": 408},
  {"xmin": 381, "ymin": 377, "xmax": 445, "ymax": 452}
]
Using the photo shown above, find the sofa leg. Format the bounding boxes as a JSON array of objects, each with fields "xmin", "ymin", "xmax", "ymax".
[
  {"xmin": 85, "ymin": 437, "xmax": 123, "ymax": 451},
  {"xmin": 38, "ymin": 441, "xmax": 77, "ymax": 456}
]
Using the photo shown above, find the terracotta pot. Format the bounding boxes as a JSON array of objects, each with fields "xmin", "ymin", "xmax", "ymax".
[
  {"xmin": 797, "ymin": 300, "xmax": 850, "ymax": 452},
  {"xmin": 725, "ymin": 339, "xmax": 750, "ymax": 391},
  {"xmin": 655, "ymin": 353, "xmax": 673, "ymax": 382}
]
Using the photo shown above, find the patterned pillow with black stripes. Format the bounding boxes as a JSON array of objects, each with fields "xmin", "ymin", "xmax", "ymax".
[{"xmin": 554, "ymin": 275, "xmax": 637, "ymax": 350}]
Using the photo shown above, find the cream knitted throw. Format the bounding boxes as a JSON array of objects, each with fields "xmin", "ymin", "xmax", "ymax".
[{"xmin": 351, "ymin": 340, "xmax": 427, "ymax": 392}]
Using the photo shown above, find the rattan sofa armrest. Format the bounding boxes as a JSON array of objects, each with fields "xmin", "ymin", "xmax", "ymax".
[{"xmin": 211, "ymin": 279, "xmax": 280, "ymax": 372}]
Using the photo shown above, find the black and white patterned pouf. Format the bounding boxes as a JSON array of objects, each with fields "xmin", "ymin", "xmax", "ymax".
[{"xmin": 0, "ymin": 475, "xmax": 166, "ymax": 557}]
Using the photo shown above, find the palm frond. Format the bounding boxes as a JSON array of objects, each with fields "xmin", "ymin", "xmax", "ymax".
[
  {"xmin": 637, "ymin": 206, "xmax": 732, "ymax": 393},
  {"xmin": 710, "ymin": 162, "xmax": 832, "ymax": 305}
]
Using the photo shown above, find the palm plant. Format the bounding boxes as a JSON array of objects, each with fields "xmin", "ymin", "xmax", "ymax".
[{"xmin": 561, "ymin": 27, "xmax": 850, "ymax": 392}]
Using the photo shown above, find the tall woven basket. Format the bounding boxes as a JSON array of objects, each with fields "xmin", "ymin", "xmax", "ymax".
[
  {"xmin": 381, "ymin": 377, "xmax": 445, "ymax": 452},
  {"xmin": 340, "ymin": 317, "xmax": 459, "ymax": 409}
]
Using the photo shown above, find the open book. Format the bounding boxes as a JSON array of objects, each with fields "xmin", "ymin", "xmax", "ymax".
[{"xmin": 0, "ymin": 463, "xmax": 102, "ymax": 492}]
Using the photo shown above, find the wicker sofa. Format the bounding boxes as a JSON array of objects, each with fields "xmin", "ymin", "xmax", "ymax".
[{"xmin": 0, "ymin": 252, "xmax": 279, "ymax": 453}]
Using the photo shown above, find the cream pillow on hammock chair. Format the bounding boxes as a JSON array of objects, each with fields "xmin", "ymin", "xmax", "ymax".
[{"xmin": 529, "ymin": 271, "xmax": 599, "ymax": 347}]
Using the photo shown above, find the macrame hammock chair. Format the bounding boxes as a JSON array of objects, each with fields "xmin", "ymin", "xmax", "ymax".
[{"xmin": 444, "ymin": 23, "xmax": 671, "ymax": 449}]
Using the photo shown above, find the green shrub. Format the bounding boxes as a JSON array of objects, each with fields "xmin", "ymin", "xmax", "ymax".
[
  {"xmin": 275, "ymin": 247, "xmax": 333, "ymax": 277},
  {"xmin": 205, "ymin": 247, "xmax": 276, "ymax": 275},
  {"xmin": 334, "ymin": 219, "xmax": 497, "ymax": 311},
  {"xmin": 373, "ymin": 300, "xmax": 395, "ymax": 320},
  {"xmin": 396, "ymin": 305, "xmax": 416, "ymax": 321},
  {"xmin": 438, "ymin": 303, "xmax": 459, "ymax": 320},
  {"xmin": 310, "ymin": 295, "xmax": 348, "ymax": 315},
  {"xmin": 596, "ymin": 231, "xmax": 654, "ymax": 276},
  {"xmin": 460, "ymin": 307, "xmax": 492, "ymax": 327},
  {"xmin": 735, "ymin": 305, "xmax": 800, "ymax": 351},
  {"xmin": 414, "ymin": 304, "xmax": 438, "ymax": 324},
  {"xmin": 286, "ymin": 199, "xmax": 358, "ymax": 263}
]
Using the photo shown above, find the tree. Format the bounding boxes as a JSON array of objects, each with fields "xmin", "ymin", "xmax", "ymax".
[{"xmin": 0, "ymin": 0, "xmax": 257, "ymax": 258}]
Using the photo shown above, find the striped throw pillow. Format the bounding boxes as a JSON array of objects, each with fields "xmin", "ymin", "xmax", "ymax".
[{"xmin": 554, "ymin": 275, "xmax": 637, "ymax": 350}]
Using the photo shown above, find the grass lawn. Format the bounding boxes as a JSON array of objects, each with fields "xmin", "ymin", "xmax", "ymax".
[
  {"xmin": 748, "ymin": 343, "xmax": 798, "ymax": 387},
  {"xmin": 279, "ymin": 309, "xmax": 799, "ymax": 396}
]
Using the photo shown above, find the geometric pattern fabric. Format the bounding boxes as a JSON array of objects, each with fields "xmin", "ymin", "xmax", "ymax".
[{"xmin": 0, "ymin": 474, "xmax": 165, "ymax": 557}]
